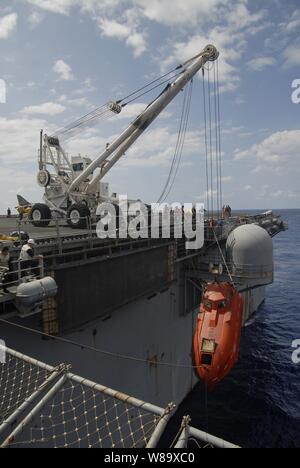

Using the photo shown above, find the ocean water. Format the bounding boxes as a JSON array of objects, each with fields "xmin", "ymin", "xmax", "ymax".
[{"xmin": 166, "ymin": 209, "xmax": 300, "ymax": 448}]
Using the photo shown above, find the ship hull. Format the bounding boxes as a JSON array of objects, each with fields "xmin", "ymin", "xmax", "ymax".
[{"xmin": 0, "ymin": 279, "xmax": 265, "ymax": 408}]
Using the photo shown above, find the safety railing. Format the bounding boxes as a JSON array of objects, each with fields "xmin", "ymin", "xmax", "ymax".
[
  {"xmin": 3, "ymin": 216, "xmax": 225, "ymax": 258},
  {"xmin": 0, "ymin": 346, "xmax": 240, "ymax": 448},
  {"xmin": 192, "ymin": 257, "xmax": 274, "ymax": 279},
  {"xmin": 0, "ymin": 257, "xmax": 45, "ymax": 291},
  {"xmin": 1, "ymin": 211, "xmax": 285, "ymax": 263}
]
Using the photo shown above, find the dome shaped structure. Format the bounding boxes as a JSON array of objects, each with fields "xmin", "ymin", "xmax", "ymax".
[{"xmin": 226, "ymin": 224, "xmax": 273, "ymax": 280}]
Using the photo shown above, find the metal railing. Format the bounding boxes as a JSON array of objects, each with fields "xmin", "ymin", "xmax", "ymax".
[
  {"xmin": 0, "ymin": 210, "xmax": 286, "ymax": 265},
  {"xmin": 0, "ymin": 257, "xmax": 45, "ymax": 291},
  {"xmin": 2, "ymin": 216, "xmax": 222, "ymax": 260},
  {"xmin": 192, "ymin": 258, "xmax": 274, "ymax": 279},
  {"xmin": 0, "ymin": 346, "xmax": 240, "ymax": 449}
]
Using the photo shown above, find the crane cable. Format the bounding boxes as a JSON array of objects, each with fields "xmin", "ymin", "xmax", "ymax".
[
  {"xmin": 207, "ymin": 64, "xmax": 214, "ymax": 220},
  {"xmin": 120, "ymin": 71, "xmax": 183, "ymax": 107},
  {"xmin": 203, "ymin": 60, "xmax": 222, "ymax": 220},
  {"xmin": 162, "ymin": 80, "xmax": 193, "ymax": 202},
  {"xmin": 52, "ymin": 67, "xmax": 184, "ymax": 141},
  {"xmin": 157, "ymin": 79, "xmax": 193, "ymax": 203},
  {"xmin": 156, "ymin": 83, "xmax": 189, "ymax": 203},
  {"xmin": 217, "ymin": 60, "xmax": 223, "ymax": 215},
  {"xmin": 214, "ymin": 62, "xmax": 220, "ymax": 217},
  {"xmin": 54, "ymin": 105, "xmax": 113, "ymax": 139},
  {"xmin": 0, "ymin": 318, "xmax": 205, "ymax": 371},
  {"xmin": 202, "ymin": 68, "xmax": 210, "ymax": 219},
  {"xmin": 117, "ymin": 65, "xmax": 184, "ymax": 105}
]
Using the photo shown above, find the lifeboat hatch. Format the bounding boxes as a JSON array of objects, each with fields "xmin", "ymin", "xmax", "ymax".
[{"xmin": 201, "ymin": 354, "xmax": 213, "ymax": 366}]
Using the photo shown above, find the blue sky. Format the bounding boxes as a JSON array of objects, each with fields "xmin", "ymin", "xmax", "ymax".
[{"xmin": 0, "ymin": 0, "xmax": 300, "ymax": 213}]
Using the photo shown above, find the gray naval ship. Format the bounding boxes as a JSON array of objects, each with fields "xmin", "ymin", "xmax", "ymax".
[
  {"xmin": 0, "ymin": 44, "xmax": 288, "ymax": 447},
  {"xmin": 0, "ymin": 209, "xmax": 286, "ymax": 408}
]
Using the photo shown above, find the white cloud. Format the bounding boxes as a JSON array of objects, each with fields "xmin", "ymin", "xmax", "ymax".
[
  {"xmin": 126, "ymin": 32, "xmax": 146, "ymax": 58},
  {"xmin": 115, "ymin": 102, "xmax": 146, "ymax": 120},
  {"xmin": 23, "ymin": 0, "xmax": 229, "ymax": 23},
  {"xmin": 22, "ymin": 0, "xmax": 267, "ymax": 67},
  {"xmin": 158, "ymin": 3, "xmax": 267, "ymax": 93},
  {"xmin": 280, "ymin": 9, "xmax": 300, "ymax": 33},
  {"xmin": 63, "ymin": 124, "xmax": 202, "ymax": 170},
  {"xmin": 222, "ymin": 176, "xmax": 233, "ymax": 183},
  {"xmin": 28, "ymin": 10, "xmax": 44, "ymax": 27},
  {"xmin": 120, "ymin": 126, "xmax": 204, "ymax": 168},
  {"xmin": 283, "ymin": 45, "xmax": 300, "ymax": 67},
  {"xmin": 161, "ymin": 34, "xmax": 240, "ymax": 93},
  {"xmin": 64, "ymin": 132, "xmax": 109, "ymax": 158},
  {"xmin": 0, "ymin": 116, "xmax": 53, "ymax": 164},
  {"xmin": 234, "ymin": 130, "xmax": 300, "ymax": 171},
  {"xmin": 98, "ymin": 18, "xmax": 130, "ymax": 40},
  {"xmin": 59, "ymin": 95, "xmax": 91, "ymax": 108},
  {"xmin": 24, "ymin": 1, "xmax": 147, "ymax": 57},
  {"xmin": 0, "ymin": 166, "xmax": 44, "ymax": 215},
  {"xmin": 72, "ymin": 78, "xmax": 97, "ymax": 96},
  {"xmin": 21, "ymin": 102, "xmax": 66, "ymax": 116},
  {"xmin": 0, "ymin": 13, "xmax": 17, "ymax": 39},
  {"xmin": 115, "ymin": 102, "xmax": 172, "ymax": 121},
  {"xmin": 226, "ymin": 2, "xmax": 265, "ymax": 29},
  {"xmin": 247, "ymin": 56, "xmax": 276, "ymax": 71},
  {"xmin": 23, "ymin": 0, "xmax": 78, "ymax": 15},
  {"xmin": 23, "ymin": 0, "xmax": 119, "ymax": 16},
  {"xmin": 98, "ymin": 18, "xmax": 146, "ymax": 58},
  {"xmin": 136, "ymin": 0, "xmax": 229, "ymax": 26},
  {"xmin": 53, "ymin": 59, "xmax": 74, "ymax": 81}
]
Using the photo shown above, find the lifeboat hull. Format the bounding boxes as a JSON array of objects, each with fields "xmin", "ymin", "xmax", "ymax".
[{"xmin": 193, "ymin": 282, "xmax": 243, "ymax": 390}]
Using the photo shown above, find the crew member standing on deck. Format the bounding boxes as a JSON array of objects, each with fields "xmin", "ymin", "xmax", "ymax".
[
  {"xmin": 19, "ymin": 239, "xmax": 40, "ymax": 276},
  {"xmin": 0, "ymin": 246, "xmax": 12, "ymax": 293}
]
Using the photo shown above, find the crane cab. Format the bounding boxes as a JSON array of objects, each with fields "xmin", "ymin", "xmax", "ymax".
[{"xmin": 71, "ymin": 155, "xmax": 93, "ymax": 181}]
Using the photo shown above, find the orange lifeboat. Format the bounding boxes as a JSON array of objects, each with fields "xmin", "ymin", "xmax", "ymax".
[{"xmin": 193, "ymin": 282, "xmax": 243, "ymax": 390}]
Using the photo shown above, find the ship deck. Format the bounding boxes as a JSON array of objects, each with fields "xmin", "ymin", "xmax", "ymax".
[
  {"xmin": 0, "ymin": 216, "xmax": 89, "ymax": 239},
  {"xmin": 0, "ymin": 211, "xmax": 287, "ymax": 265}
]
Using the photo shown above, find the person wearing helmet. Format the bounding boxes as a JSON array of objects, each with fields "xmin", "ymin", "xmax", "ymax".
[{"xmin": 19, "ymin": 239, "xmax": 40, "ymax": 276}]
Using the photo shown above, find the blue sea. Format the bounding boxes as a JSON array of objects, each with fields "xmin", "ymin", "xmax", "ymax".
[{"xmin": 169, "ymin": 209, "xmax": 300, "ymax": 448}]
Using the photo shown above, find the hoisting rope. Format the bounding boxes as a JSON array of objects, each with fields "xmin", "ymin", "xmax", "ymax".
[
  {"xmin": 156, "ymin": 83, "xmax": 189, "ymax": 203},
  {"xmin": 217, "ymin": 60, "xmax": 223, "ymax": 216},
  {"xmin": 157, "ymin": 79, "xmax": 193, "ymax": 203},
  {"xmin": 54, "ymin": 104, "xmax": 113, "ymax": 140},
  {"xmin": 0, "ymin": 318, "xmax": 204, "ymax": 371},
  {"xmin": 208, "ymin": 65, "xmax": 214, "ymax": 220},
  {"xmin": 202, "ymin": 68, "xmax": 210, "ymax": 219},
  {"xmin": 52, "ymin": 67, "xmax": 184, "ymax": 141},
  {"xmin": 120, "ymin": 71, "xmax": 184, "ymax": 107},
  {"xmin": 117, "ymin": 66, "xmax": 184, "ymax": 105},
  {"xmin": 202, "ymin": 61, "xmax": 223, "ymax": 221},
  {"xmin": 212, "ymin": 227, "xmax": 235, "ymax": 287},
  {"xmin": 214, "ymin": 63, "xmax": 220, "ymax": 216}
]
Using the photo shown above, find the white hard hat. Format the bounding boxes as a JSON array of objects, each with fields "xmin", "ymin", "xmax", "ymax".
[{"xmin": 28, "ymin": 239, "xmax": 35, "ymax": 245}]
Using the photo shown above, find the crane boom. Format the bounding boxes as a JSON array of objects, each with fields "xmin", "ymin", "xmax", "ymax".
[{"xmin": 67, "ymin": 44, "xmax": 219, "ymax": 195}]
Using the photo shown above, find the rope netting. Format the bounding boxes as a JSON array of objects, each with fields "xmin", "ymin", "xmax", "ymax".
[
  {"xmin": 0, "ymin": 348, "xmax": 162, "ymax": 448},
  {"xmin": 0, "ymin": 347, "xmax": 239, "ymax": 449},
  {"xmin": 13, "ymin": 378, "xmax": 160, "ymax": 448},
  {"xmin": 0, "ymin": 351, "xmax": 50, "ymax": 425}
]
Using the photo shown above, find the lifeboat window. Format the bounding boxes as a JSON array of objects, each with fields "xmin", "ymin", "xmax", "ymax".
[
  {"xmin": 204, "ymin": 300, "xmax": 212, "ymax": 310},
  {"xmin": 218, "ymin": 301, "xmax": 226, "ymax": 309},
  {"xmin": 202, "ymin": 339, "xmax": 215, "ymax": 353},
  {"xmin": 201, "ymin": 354, "xmax": 213, "ymax": 366}
]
